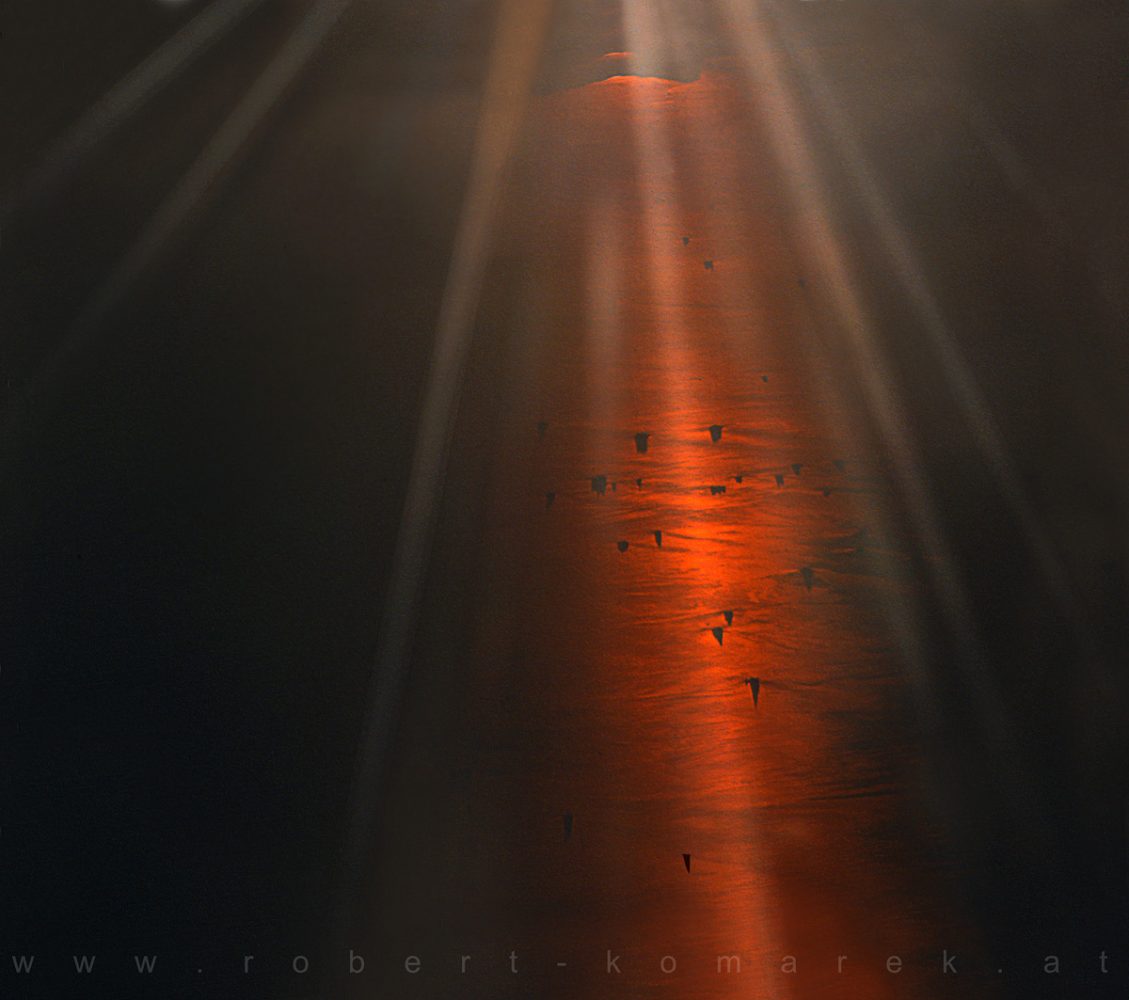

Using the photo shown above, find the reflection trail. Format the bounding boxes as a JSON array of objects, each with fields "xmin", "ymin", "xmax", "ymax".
[{"xmin": 366, "ymin": 5, "xmax": 993, "ymax": 997}]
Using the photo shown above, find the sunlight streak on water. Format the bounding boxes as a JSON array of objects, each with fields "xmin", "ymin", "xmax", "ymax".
[{"xmin": 368, "ymin": 16, "xmax": 990, "ymax": 995}]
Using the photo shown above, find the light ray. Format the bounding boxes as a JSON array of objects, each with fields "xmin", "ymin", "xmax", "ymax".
[
  {"xmin": 714, "ymin": 0, "xmax": 1033, "ymax": 794},
  {"xmin": 582, "ymin": 194, "xmax": 628, "ymax": 433},
  {"xmin": 335, "ymin": 0, "xmax": 554, "ymax": 931},
  {"xmin": 600, "ymin": 3, "xmax": 789, "ymax": 991},
  {"xmin": 1, "ymin": 0, "xmax": 267, "ymax": 222},
  {"xmin": 773, "ymin": 7, "xmax": 1083, "ymax": 628},
  {"xmin": 1, "ymin": 0, "xmax": 353, "ymax": 443}
]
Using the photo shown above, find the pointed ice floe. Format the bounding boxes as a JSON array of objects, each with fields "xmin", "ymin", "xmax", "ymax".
[
  {"xmin": 708, "ymin": 424, "xmax": 723, "ymax": 443},
  {"xmin": 774, "ymin": 473, "xmax": 785, "ymax": 488},
  {"xmin": 634, "ymin": 432, "xmax": 650, "ymax": 454},
  {"xmin": 744, "ymin": 676, "xmax": 760, "ymax": 707},
  {"xmin": 723, "ymin": 609, "xmax": 734, "ymax": 626},
  {"xmin": 682, "ymin": 235, "xmax": 691, "ymax": 246},
  {"xmin": 791, "ymin": 463, "xmax": 803, "ymax": 476},
  {"xmin": 617, "ymin": 540, "xmax": 629, "ymax": 553},
  {"xmin": 711, "ymin": 626, "xmax": 724, "ymax": 647},
  {"xmin": 704, "ymin": 259, "xmax": 714, "ymax": 271},
  {"xmin": 653, "ymin": 530, "xmax": 663, "ymax": 548},
  {"xmin": 591, "ymin": 475, "xmax": 607, "ymax": 496},
  {"xmin": 682, "ymin": 853, "xmax": 692, "ymax": 873}
]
